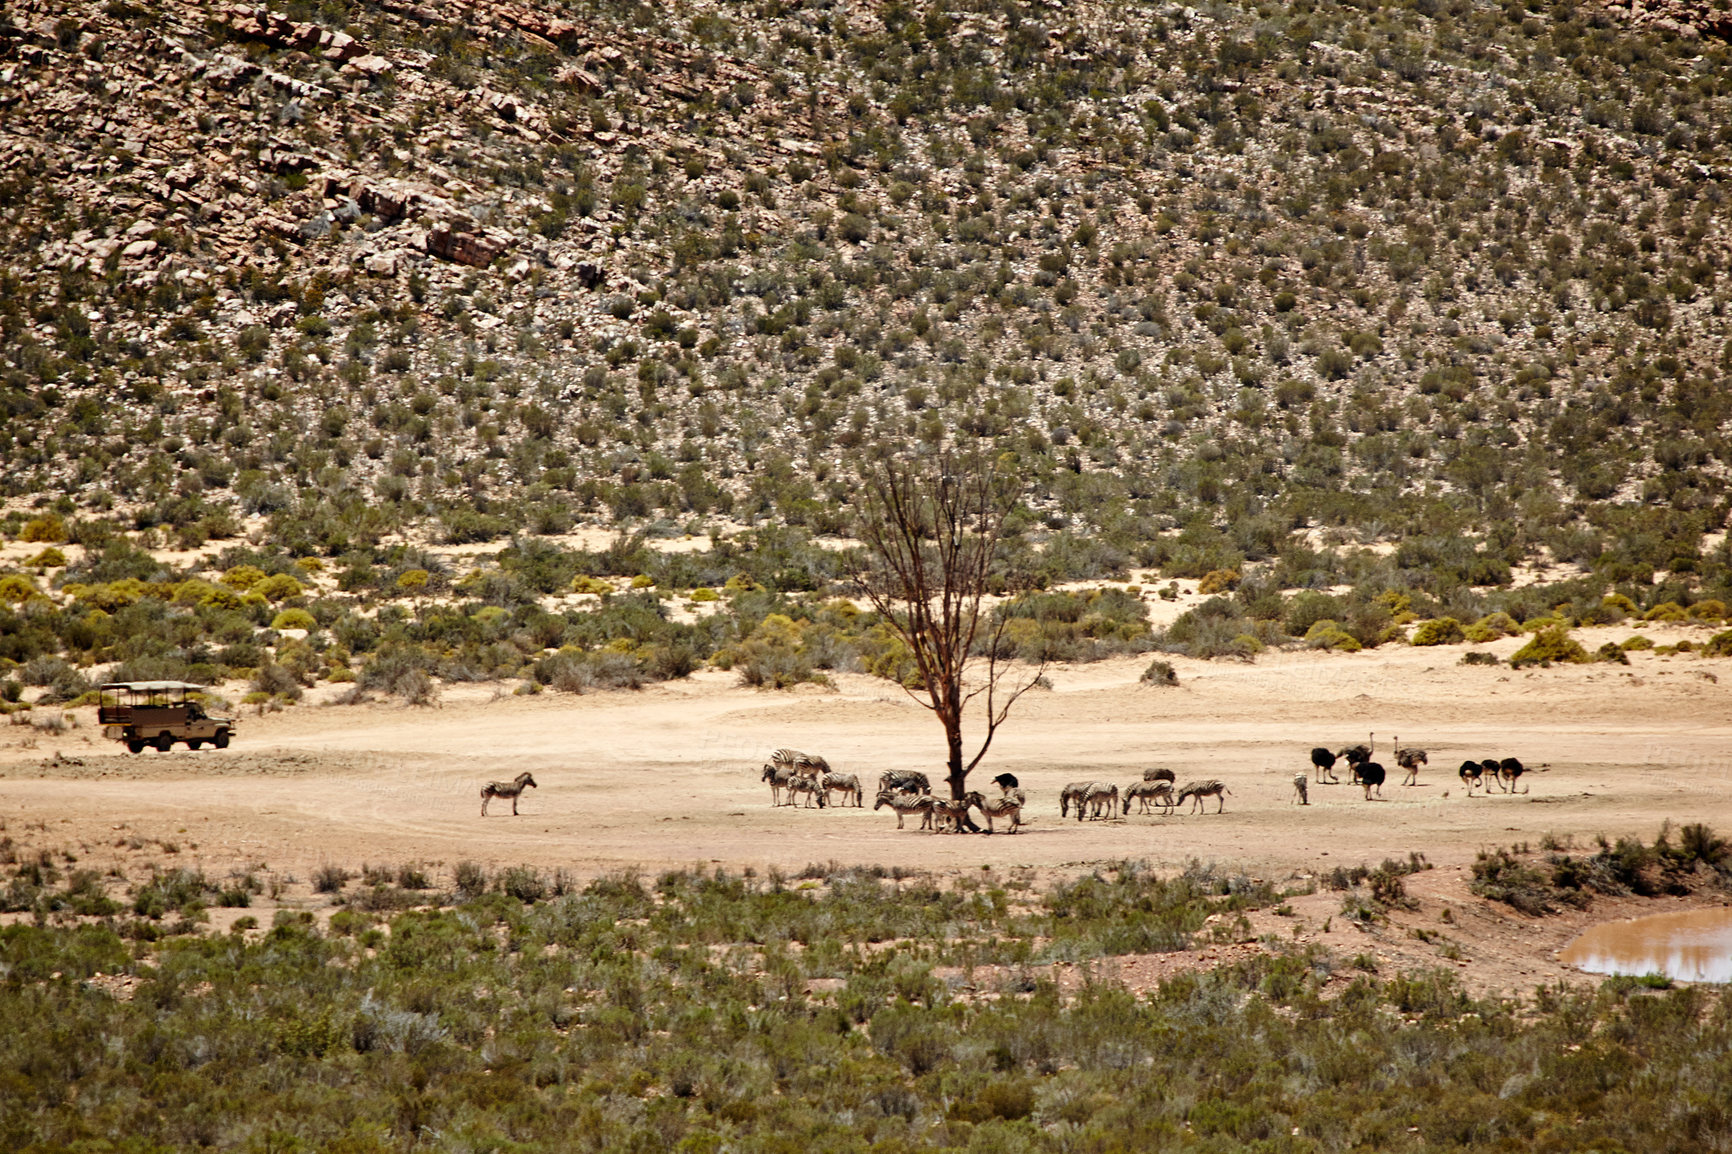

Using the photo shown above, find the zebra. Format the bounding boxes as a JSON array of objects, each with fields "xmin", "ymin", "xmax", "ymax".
[
  {"xmin": 480, "ymin": 772, "xmax": 537, "ymax": 816},
  {"xmin": 878, "ymin": 769, "xmax": 932, "ymax": 795},
  {"xmin": 930, "ymin": 795, "xmax": 972, "ymax": 833},
  {"xmin": 992, "ymin": 774, "xmax": 1027, "ymax": 828},
  {"xmin": 1292, "ymin": 773, "xmax": 1309, "ymax": 806},
  {"xmin": 1176, "ymin": 779, "xmax": 1231, "ymax": 814},
  {"xmin": 822, "ymin": 772, "xmax": 863, "ymax": 807},
  {"xmin": 1143, "ymin": 767, "xmax": 1176, "ymax": 784},
  {"xmin": 771, "ymin": 748, "xmax": 830, "ymax": 780},
  {"xmin": 1061, "ymin": 781, "xmax": 1116, "ymax": 821},
  {"xmin": 966, "ymin": 791, "xmax": 1023, "ymax": 834},
  {"xmin": 1088, "ymin": 783, "xmax": 1120, "ymax": 820},
  {"xmin": 761, "ymin": 763, "xmax": 795, "ymax": 806},
  {"xmin": 1060, "ymin": 781, "xmax": 1093, "ymax": 821},
  {"xmin": 1123, "ymin": 780, "xmax": 1175, "ymax": 815},
  {"xmin": 786, "ymin": 775, "xmax": 826, "ymax": 808},
  {"xmin": 874, "ymin": 789, "xmax": 936, "ymax": 830},
  {"xmin": 1393, "ymin": 736, "xmax": 1428, "ymax": 786}
]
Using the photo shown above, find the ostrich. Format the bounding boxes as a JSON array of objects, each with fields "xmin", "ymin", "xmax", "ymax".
[
  {"xmin": 1498, "ymin": 757, "xmax": 1529, "ymax": 794},
  {"xmin": 480, "ymin": 772, "xmax": 537, "ymax": 816},
  {"xmin": 1358, "ymin": 762, "xmax": 1387, "ymax": 800},
  {"xmin": 1143, "ymin": 767, "xmax": 1177, "ymax": 784},
  {"xmin": 878, "ymin": 770, "xmax": 931, "ymax": 795},
  {"xmin": 1340, "ymin": 733, "xmax": 1375, "ymax": 784},
  {"xmin": 1393, "ymin": 736, "xmax": 1428, "ymax": 786},
  {"xmin": 1458, "ymin": 760, "xmax": 1484, "ymax": 795},
  {"xmin": 1480, "ymin": 758, "xmax": 1505, "ymax": 793},
  {"xmin": 1292, "ymin": 773, "xmax": 1309, "ymax": 805},
  {"xmin": 1309, "ymin": 747, "xmax": 1341, "ymax": 785}
]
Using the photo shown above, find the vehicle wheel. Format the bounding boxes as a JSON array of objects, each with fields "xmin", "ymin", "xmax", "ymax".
[
  {"xmin": 187, "ymin": 740, "xmax": 203, "ymax": 750},
  {"xmin": 126, "ymin": 739, "xmax": 144, "ymax": 754},
  {"xmin": 155, "ymin": 734, "xmax": 174, "ymax": 752},
  {"xmin": 214, "ymin": 731, "xmax": 230, "ymax": 750}
]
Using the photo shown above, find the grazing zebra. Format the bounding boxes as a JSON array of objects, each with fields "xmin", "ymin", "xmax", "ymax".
[
  {"xmin": 786, "ymin": 775, "xmax": 826, "ymax": 808},
  {"xmin": 1393, "ymin": 736, "xmax": 1428, "ymax": 786},
  {"xmin": 966, "ymin": 791, "xmax": 1023, "ymax": 834},
  {"xmin": 930, "ymin": 795, "xmax": 972, "ymax": 833},
  {"xmin": 1123, "ymin": 780, "xmax": 1176, "ymax": 815},
  {"xmin": 762, "ymin": 763, "xmax": 795, "ymax": 806},
  {"xmin": 1143, "ymin": 767, "xmax": 1176, "ymax": 784},
  {"xmin": 874, "ymin": 789, "xmax": 936, "ymax": 830},
  {"xmin": 1498, "ymin": 757, "xmax": 1529, "ymax": 794},
  {"xmin": 1458, "ymin": 760, "xmax": 1484, "ymax": 795},
  {"xmin": 1292, "ymin": 773, "xmax": 1309, "ymax": 806},
  {"xmin": 1309, "ymin": 747, "xmax": 1342, "ymax": 785},
  {"xmin": 1088, "ymin": 783, "xmax": 1120, "ymax": 820},
  {"xmin": 771, "ymin": 748, "xmax": 831, "ymax": 779},
  {"xmin": 481, "ymin": 772, "xmax": 537, "ymax": 816},
  {"xmin": 1358, "ymin": 762, "xmax": 1387, "ymax": 800},
  {"xmin": 822, "ymin": 772, "xmax": 863, "ymax": 807},
  {"xmin": 878, "ymin": 769, "xmax": 932, "ymax": 795},
  {"xmin": 1176, "ymin": 779, "xmax": 1231, "ymax": 814},
  {"xmin": 1060, "ymin": 781, "xmax": 1092, "ymax": 821},
  {"xmin": 994, "ymin": 777, "xmax": 1027, "ymax": 828}
]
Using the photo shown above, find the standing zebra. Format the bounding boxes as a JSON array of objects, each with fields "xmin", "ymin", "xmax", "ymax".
[
  {"xmin": 480, "ymin": 772, "xmax": 537, "ymax": 816},
  {"xmin": 822, "ymin": 772, "xmax": 863, "ymax": 807},
  {"xmin": 874, "ymin": 789, "xmax": 936, "ymax": 830},
  {"xmin": 1123, "ymin": 780, "xmax": 1176, "ymax": 815},
  {"xmin": 771, "ymin": 748, "xmax": 831, "ymax": 780},
  {"xmin": 966, "ymin": 791, "xmax": 1023, "ymax": 834},
  {"xmin": 1292, "ymin": 773, "xmax": 1309, "ymax": 806},
  {"xmin": 761, "ymin": 763, "xmax": 795, "ymax": 806},
  {"xmin": 878, "ymin": 769, "xmax": 932, "ymax": 795},
  {"xmin": 1176, "ymin": 780, "xmax": 1231, "ymax": 814}
]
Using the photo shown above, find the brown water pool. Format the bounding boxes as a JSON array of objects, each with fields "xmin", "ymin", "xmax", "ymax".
[{"xmin": 1559, "ymin": 907, "xmax": 1732, "ymax": 983}]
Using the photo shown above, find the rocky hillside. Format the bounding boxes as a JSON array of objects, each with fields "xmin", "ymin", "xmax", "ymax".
[{"xmin": 3, "ymin": 0, "xmax": 1732, "ymax": 577}]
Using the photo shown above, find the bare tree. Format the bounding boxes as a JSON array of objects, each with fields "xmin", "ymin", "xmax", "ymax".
[{"xmin": 850, "ymin": 447, "xmax": 1045, "ymax": 805}]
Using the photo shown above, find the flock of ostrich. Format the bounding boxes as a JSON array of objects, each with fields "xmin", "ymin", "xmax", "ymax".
[{"xmin": 750, "ymin": 733, "xmax": 1532, "ymax": 834}]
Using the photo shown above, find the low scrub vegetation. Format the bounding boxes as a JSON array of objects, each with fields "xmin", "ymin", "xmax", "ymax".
[{"xmin": 1, "ymin": 852, "xmax": 1730, "ymax": 1150}]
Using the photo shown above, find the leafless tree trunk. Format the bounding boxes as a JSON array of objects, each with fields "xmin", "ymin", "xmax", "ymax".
[{"xmin": 849, "ymin": 448, "xmax": 1045, "ymax": 806}]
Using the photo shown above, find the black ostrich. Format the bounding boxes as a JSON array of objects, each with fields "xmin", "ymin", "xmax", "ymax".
[
  {"xmin": 1358, "ymin": 762, "xmax": 1387, "ymax": 800},
  {"xmin": 1310, "ymin": 747, "xmax": 1341, "ymax": 785},
  {"xmin": 1340, "ymin": 733, "xmax": 1375, "ymax": 785},
  {"xmin": 1498, "ymin": 758, "xmax": 1528, "ymax": 794},
  {"xmin": 1480, "ymin": 758, "xmax": 1505, "ymax": 793},
  {"xmin": 1458, "ymin": 760, "xmax": 1484, "ymax": 795},
  {"xmin": 1143, "ymin": 766, "xmax": 1176, "ymax": 784},
  {"xmin": 992, "ymin": 773, "xmax": 1020, "ymax": 791}
]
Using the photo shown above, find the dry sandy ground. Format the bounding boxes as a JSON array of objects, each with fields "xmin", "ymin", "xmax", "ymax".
[{"xmin": 6, "ymin": 632, "xmax": 1732, "ymax": 997}]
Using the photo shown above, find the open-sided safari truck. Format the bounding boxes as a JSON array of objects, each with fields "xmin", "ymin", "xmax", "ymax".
[{"xmin": 98, "ymin": 681, "xmax": 235, "ymax": 753}]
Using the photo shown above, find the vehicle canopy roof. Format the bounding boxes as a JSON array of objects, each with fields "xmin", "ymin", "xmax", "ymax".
[{"xmin": 98, "ymin": 681, "xmax": 210, "ymax": 692}]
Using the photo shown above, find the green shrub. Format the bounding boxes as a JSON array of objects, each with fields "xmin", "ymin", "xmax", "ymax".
[
  {"xmin": 1644, "ymin": 601, "xmax": 1689, "ymax": 622},
  {"xmin": 1410, "ymin": 617, "xmax": 1465, "ymax": 646},
  {"xmin": 1304, "ymin": 620, "xmax": 1361, "ymax": 651},
  {"xmin": 1703, "ymin": 631, "xmax": 1732, "ymax": 658},
  {"xmin": 1510, "ymin": 627, "xmax": 1590, "ymax": 669},
  {"xmin": 1197, "ymin": 568, "xmax": 1241, "ymax": 595},
  {"xmin": 1595, "ymin": 642, "xmax": 1631, "ymax": 664},
  {"xmin": 1140, "ymin": 659, "xmax": 1178, "ymax": 686},
  {"xmin": 270, "ymin": 608, "xmax": 317, "ymax": 630},
  {"xmin": 1460, "ymin": 651, "xmax": 1501, "ymax": 666}
]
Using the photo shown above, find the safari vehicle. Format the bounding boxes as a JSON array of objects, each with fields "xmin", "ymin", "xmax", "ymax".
[{"xmin": 98, "ymin": 681, "xmax": 235, "ymax": 753}]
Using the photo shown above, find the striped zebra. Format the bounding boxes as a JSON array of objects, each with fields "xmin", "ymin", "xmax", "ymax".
[
  {"xmin": 786, "ymin": 775, "xmax": 826, "ymax": 808},
  {"xmin": 480, "ymin": 772, "xmax": 537, "ymax": 816},
  {"xmin": 1088, "ymin": 783, "xmax": 1119, "ymax": 819},
  {"xmin": 878, "ymin": 769, "xmax": 931, "ymax": 795},
  {"xmin": 771, "ymin": 748, "xmax": 831, "ymax": 780},
  {"xmin": 822, "ymin": 772, "xmax": 863, "ymax": 807},
  {"xmin": 761, "ymin": 763, "xmax": 795, "ymax": 806},
  {"xmin": 966, "ymin": 791, "xmax": 1022, "ymax": 834},
  {"xmin": 1176, "ymin": 779, "xmax": 1231, "ymax": 814},
  {"xmin": 1123, "ymin": 780, "xmax": 1174, "ymax": 815},
  {"xmin": 874, "ymin": 789, "xmax": 936, "ymax": 830},
  {"xmin": 930, "ymin": 795, "xmax": 971, "ymax": 833}
]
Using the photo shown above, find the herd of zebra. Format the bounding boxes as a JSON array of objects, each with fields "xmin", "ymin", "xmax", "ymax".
[
  {"xmin": 1298, "ymin": 733, "xmax": 1530, "ymax": 803},
  {"xmin": 759, "ymin": 749, "xmax": 1234, "ymax": 833}
]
